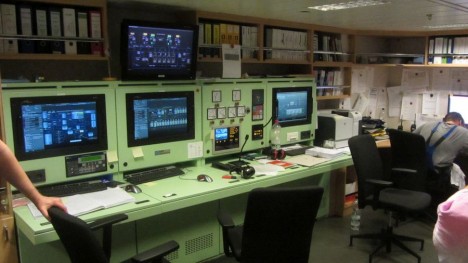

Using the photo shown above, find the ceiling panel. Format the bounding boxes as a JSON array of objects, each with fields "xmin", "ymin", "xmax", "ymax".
[{"xmin": 109, "ymin": 0, "xmax": 468, "ymax": 32}]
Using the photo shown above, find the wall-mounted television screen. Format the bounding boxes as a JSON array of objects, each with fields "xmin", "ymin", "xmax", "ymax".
[
  {"xmin": 126, "ymin": 91, "xmax": 195, "ymax": 147},
  {"xmin": 121, "ymin": 20, "xmax": 198, "ymax": 80},
  {"xmin": 272, "ymin": 86, "xmax": 313, "ymax": 127},
  {"xmin": 10, "ymin": 94, "xmax": 108, "ymax": 161}
]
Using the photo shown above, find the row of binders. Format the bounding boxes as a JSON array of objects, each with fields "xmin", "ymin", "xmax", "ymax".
[
  {"xmin": 313, "ymin": 33, "xmax": 345, "ymax": 62},
  {"xmin": 264, "ymin": 27, "xmax": 308, "ymax": 61},
  {"xmin": 312, "ymin": 69, "xmax": 345, "ymax": 87},
  {"xmin": 198, "ymin": 21, "xmax": 257, "ymax": 59},
  {"xmin": 429, "ymin": 36, "xmax": 468, "ymax": 55},
  {"xmin": 0, "ymin": 3, "xmax": 102, "ymax": 55}
]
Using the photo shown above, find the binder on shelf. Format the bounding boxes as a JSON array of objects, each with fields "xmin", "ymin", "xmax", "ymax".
[
  {"xmin": 220, "ymin": 23, "xmax": 227, "ymax": 44},
  {"xmin": 18, "ymin": 5, "xmax": 33, "ymax": 53},
  {"xmin": 35, "ymin": 39, "xmax": 51, "ymax": 53},
  {"xmin": 89, "ymin": 42, "xmax": 102, "ymax": 55},
  {"xmin": 65, "ymin": 40, "xmax": 77, "ymax": 54},
  {"xmin": 50, "ymin": 41, "xmax": 64, "ymax": 54},
  {"xmin": 89, "ymin": 10, "xmax": 102, "ymax": 38},
  {"xmin": 77, "ymin": 11, "xmax": 88, "ymax": 38},
  {"xmin": 35, "ymin": 8, "xmax": 50, "ymax": 54},
  {"xmin": 212, "ymin": 23, "xmax": 220, "ymax": 45},
  {"xmin": 62, "ymin": 7, "xmax": 76, "ymax": 37},
  {"xmin": 77, "ymin": 41, "xmax": 90, "ymax": 54},
  {"xmin": 63, "ymin": 7, "xmax": 77, "ymax": 54},
  {"xmin": 49, "ymin": 8, "xmax": 64, "ymax": 54},
  {"xmin": 18, "ymin": 5, "xmax": 33, "ymax": 35},
  {"xmin": 35, "ymin": 8, "xmax": 48, "ymax": 36},
  {"xmin": 77, "ymin": 11, "xmax": 90, "ymax": 54},
  {"xmin": 1, "ymin": 3, "xmax": 19, "ymax": 54}
]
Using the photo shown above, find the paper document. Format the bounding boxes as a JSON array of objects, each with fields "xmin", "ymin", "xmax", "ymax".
[
  {"xmin": 306, "ymin": 147, "xmax": 350, "ymax": 159},
  {"xmin": 286, "ymin": 154, "xmax": 329, "ymax": 167},
  {"xmin": 28, "ymin": 187, "xmax": 135, "ymax": 219},
  {"xmin": 222, "ymin": 44, "xmax": 241, "ymax": 78}
]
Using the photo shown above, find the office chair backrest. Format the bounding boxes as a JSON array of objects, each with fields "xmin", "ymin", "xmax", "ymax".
[
  {"xmin": 387, "ymin": 128, "xmax": 427, "ymax": 191},
  {"xmin": 240, "ymin": 186, "xmax": 323, "ymax": 263},
  {"xmin": 348, "ymin": 135, "xmax": 385, "ymax": 209},
  {"xmin": 49, "ymin": 207, "xmax": 109, "ymax": 263}
]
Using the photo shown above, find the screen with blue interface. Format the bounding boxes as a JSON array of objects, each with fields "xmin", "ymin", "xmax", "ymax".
[
  {"xmin": 11, "ymin": 95, "xmax": 107, "ymax": 161},
  {"xmin": 126, "ymin": 91, "xmax": 195, "ymax": 147},
  {"xmin": 273, "ymin": 87, "xmax": 312, "ymax": 127},
  {"xmin": 121, "ymin": 20, "xmax": 197, "ymax": 80}
]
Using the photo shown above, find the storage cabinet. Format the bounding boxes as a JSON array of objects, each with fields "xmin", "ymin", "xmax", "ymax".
[{"xmin": 0, "ymin": 0, "xmax": 108, "ymax": 60}]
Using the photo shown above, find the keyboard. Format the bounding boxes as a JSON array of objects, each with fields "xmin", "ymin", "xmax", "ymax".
[
  {"xmin": 37, "ymin": 180, "xmax": 107, "ymax": 197},
  {"xmin": 124, "ymin": 165, "xmax": 185, "ymax": 185}
]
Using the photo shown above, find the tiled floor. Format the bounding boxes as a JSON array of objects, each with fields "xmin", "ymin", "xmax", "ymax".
[{"xmin": 205, "ymin": 206, "xmax": 439, "ymax": 263}]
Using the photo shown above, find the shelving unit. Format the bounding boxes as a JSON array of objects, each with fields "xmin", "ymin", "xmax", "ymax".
[
  {"xmin": 0, "ymin": 0, "xmax": 108, "ymax": 61},
  {"xmin": 428, "ymin": 35, "xmax": 468, "ymax": 65},
  {"xmin": 354, "ymin": 35, "xmax": 425, "ymax": 65}
]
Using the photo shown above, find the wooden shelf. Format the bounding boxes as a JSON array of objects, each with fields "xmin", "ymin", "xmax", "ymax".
[{"xmin": 317, "ymin": 95, "xmax": 349, "ymax": 100}]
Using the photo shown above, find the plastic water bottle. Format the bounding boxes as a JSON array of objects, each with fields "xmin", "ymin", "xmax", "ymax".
[
  {"xmin": 271, "ymin": 120, "xmax": 282, "ymax": 150},
  {"xmin": 350, "ymin": 200, "xmax": 361, "ymax": 231}
]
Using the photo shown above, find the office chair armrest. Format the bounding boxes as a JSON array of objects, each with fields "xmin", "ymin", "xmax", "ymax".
[
  {"xmin": 88, "ymin": 213, "xmax": 129, "ymax": 231},
  {"xmin": 131, "ymin": 240, "xmax": 179, "ymax": 263},
  {"xmin": 217, "ymin": 210, "xmax": 235, "ymax": 228},
  {"xmin": 366, "ymin": 179, "xmax": 393, "ymax": 187},
  {"xmin": 392, "ymin": 167, "xmax": 417, "ymax": 175}
]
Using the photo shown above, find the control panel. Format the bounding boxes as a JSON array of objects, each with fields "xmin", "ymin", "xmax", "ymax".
[
  {"xmin": 65, "ymin": 152, "xmax": 107, "ymax": 177},
  {"xmin": 214, "ymin": 126, "xmax": 240, "ymax": 152}
]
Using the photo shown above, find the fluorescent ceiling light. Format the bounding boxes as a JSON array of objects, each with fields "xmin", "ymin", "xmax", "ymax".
[
  {"xmin": 308, "ymin": 0, "xmax": 390, "ymax": 11},
  {"xmin": 423, "ymin": 24, "xmax": 468, "ymax": 29}
]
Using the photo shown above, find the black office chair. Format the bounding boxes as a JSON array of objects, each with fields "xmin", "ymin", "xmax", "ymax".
[
  {"xmin": 386, "ymin": 128, "xmax": 427, "ymax": 192},
  {"xmin": 48, "ymin": 207, "xmax": 179, "ymax": 263},
  {"xmin": 348, "ymin": 135, "xmax": 431, "ymax": 263},
  {"xmin": 217, "ymin": 186, "xmax": 323, "ymax": 263}
]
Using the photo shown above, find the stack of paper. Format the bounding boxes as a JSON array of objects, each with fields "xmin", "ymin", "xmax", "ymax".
[
  {"xmin": 305, "ymin": 147, "xmax": 350, "ymax": 159},
  {"xmin": 28, "ymin": 187, "xmax": 135, "ymax": 219}
]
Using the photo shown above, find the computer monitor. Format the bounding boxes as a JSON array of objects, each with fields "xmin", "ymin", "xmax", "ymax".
[
  {"xmin": 10, "ymin": 94, "xmax": 108, "ymax": 161},
  {"xmin": 115, "ymin": 84, "xmax": 201, "ymax": 172},
  {"xmin": 448, "ymin": 94, "xmax": 468, "ymax": 126},
  {"xmin": 121, "ymin": 19, "xmax": 198, "ymax": 80},
  {"xmin": 272, "ymin": 86, "xmax": 313, "ymax": 127},
  {"xmin": 126, "ymin": 91, "xmax": 195, "ymax": 147}
]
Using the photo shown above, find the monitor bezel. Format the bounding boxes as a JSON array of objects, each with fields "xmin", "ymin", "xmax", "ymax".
[
  {"xmin": 125, "ymin": 91, "xmax": 196, "ymax": 147},
  {"xmin": 10, "ymin": 94, "xmax": 108, "ymax": 161},
  {"xmin": 120, "ymin": 19, "xmax": 198, "ymax": 81},
  {"xmin": 272, "ymin": 86, "xmax": 313, "ymax": 127}
]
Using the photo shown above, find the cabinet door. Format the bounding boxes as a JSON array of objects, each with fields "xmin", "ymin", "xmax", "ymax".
[{"xmin": 0, "ymin": 217, "xmax": 19, "ymax": 263}]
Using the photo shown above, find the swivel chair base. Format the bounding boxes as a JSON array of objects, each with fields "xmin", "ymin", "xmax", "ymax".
[{"xmin": 349, "ymin": 212, "xmax": 424, "ymax": 263}]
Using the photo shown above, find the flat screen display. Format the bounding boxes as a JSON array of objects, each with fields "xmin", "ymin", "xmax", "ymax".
[
  {"xmin": 448, "ymin": 94, "xmax": 468, "ymax": 126},
  {"xmin": 121, "ymin": 20, "xmax": 198, "ymax": 80},
  {"xmin": 10, "ymin": 95, "xmax": 108, "ymax": 161},
  {"xmin": 126, "ymin": 91, "xmax": 195, "ymax": 147},
  {"xmin": 272, "ymin": 87, "xmax": 313, "ymax": 127}
]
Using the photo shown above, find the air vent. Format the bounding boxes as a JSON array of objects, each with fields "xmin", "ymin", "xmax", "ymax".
[{"xmin": 185, "ymin": 233, "xmax": 214, "ymax": 255}]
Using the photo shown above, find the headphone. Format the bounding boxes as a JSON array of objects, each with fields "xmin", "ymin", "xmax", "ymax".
[
  {"xmin": 270, "ymin": 148, "xmax": 286, "ymax": 160},
  {"xmin": 230, "ymin": 165, "xmax": 255, "ymax": 179}
]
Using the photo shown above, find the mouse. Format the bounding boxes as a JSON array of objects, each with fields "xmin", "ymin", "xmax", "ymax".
[
  {"xmin": 124, "ymin": 184, "xmax": 142, "ymax": 193},
  {"xmin": 197, "ymin": 174, "xmax": 213, "ymax": 183}
]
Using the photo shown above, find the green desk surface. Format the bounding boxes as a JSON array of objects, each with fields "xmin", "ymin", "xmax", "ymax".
[{"xmin": 14, "ymin": 154, "xmax": 353, "ymax": 245}]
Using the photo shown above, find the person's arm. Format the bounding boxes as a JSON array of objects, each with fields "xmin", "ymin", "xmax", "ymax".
[{"xmin": 0, "ymin": 140, "xmax": 66, "ymax": 220}]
